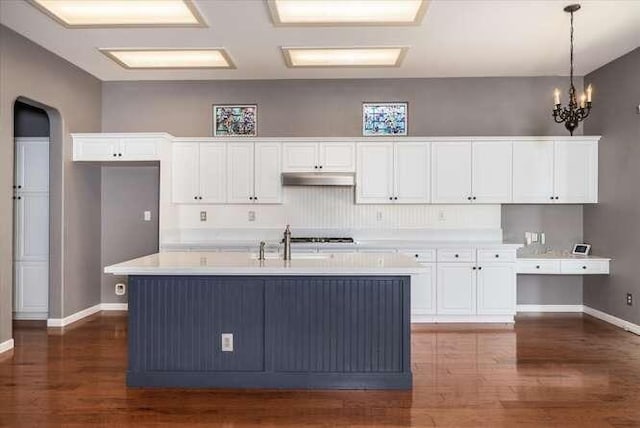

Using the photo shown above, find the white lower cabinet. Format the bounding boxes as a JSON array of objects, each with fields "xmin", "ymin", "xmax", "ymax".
[
  {"xmin": 476, "ymin": 263, "xmax": 516, "ymax": 315},
  {"xmin": 410, "ymin": 263, "xmax": 436, "ymax": 319},
  {"xmin": 436, "ymin": 263, "xmax": 477, "ymax": 315}
]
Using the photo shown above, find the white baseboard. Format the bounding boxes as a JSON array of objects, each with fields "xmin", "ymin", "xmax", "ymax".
[
  {"xmin": 47, "ymin": 304, "xmax": 102, "ymax": 327},
  {"xmin": 412, "ymin": 314, "xmax": 514, "ymax": 323},
  {"xmin": 583, "ymin": 306, "xmax": 640, "ymax": 336},
  {"xmin": 517, "ymin": 304, "xmax": 584, "ymax": 313},
  {"xmin": 13, "ymin": 312, "xmax": 48, "ymax": 320},
  {"xmin": 101, "ymin": 303, "xmax": 128, "ymax": 311},
  {"xmin": 0, "ymin": 338, "xmax": 15, "ymax": 354}
]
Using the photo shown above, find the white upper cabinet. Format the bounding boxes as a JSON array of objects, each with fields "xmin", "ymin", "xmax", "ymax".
[
  {"xmin": 73, "ymin": 134, "xmax": 165, "ymax": 161},
  {"xmin": 199, "ymin": 144, "xmax": 227, "ymax": 203},
  {"xmin": 554, "ymin": 140, "xmax": 598, "ymax": 203},
  {"xmin": 431, "ymin": 141, "xmax": 472, "ymax": 203},
  {"xmin": 172, "ymin": 142, "xmax": 226, "ymax": 204},
  {"xmin": 227, "ymin": 143, "xmax": 255, "ymax": 204},
  {"xmin": 254, "ymin": 143, "xmax": 282, "ymax": 204},
  {"xmin": 472, "ymin": 141, "xmax": 513, "ymax": 203},
  {"xmin": 283, "ymin": 142, "xmax": 355, "ymax": 172},
  {"xmin": 512, "ymin": 139, "xmax": 598, "ymax": 204},
  {"xmin": 394, "ymin": 143, "xmax": 431, "ymax": 203},
  {"xmin": 356, "ymin": 143, "xmax": 395, "ymax": 203},
  {"xmin": 227, "ymin": 143, "xmax": 282, "ymax": 204},
  {"xmin": 512, "ymin": 141, "xmax": 555, "ymax": 203}
]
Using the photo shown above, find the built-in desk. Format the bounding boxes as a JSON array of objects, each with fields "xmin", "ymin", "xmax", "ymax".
[{"xmin": 517, "ymin": 253, "xmax": 611, "ymax": 275}]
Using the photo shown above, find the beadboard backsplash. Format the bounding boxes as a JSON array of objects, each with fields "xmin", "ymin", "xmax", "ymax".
[{"xmin": 173, "ymin": 186, "xmax": 501, "ymax": 230}]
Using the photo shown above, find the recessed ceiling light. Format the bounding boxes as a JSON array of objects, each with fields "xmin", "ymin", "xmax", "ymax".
[
  {"xmin": 100, "ymin": 49, "xmax": 235, "ymax": 69},
  {"xmin": 268, "ymin": 0, "xmax": 428, "ymax": 25},
  {"xmin": 282, "ymin": 47, "xmax": 407, "ymax": 68},
  {"xmin": 29, "ymin": 0, "xmax": 206, "ymax": 27}
]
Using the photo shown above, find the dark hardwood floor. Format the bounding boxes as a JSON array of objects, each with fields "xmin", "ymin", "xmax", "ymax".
[{"xmin": 2, "ymin": 312, "xmax": 640, "ymax": 427}]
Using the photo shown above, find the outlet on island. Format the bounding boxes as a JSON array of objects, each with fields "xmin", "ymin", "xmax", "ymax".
[{"xmin": 221, "ymin": 333, "xmax": 234, "ymax": 352}]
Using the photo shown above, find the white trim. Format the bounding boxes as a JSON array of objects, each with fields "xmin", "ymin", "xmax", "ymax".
[
  {"xmin": 0, "ymin": 339, "xmax": 14, "ymax": 354},
  {"xmin": 101, "ymin": 303, "xmax": 128, "ymax": 311},
  {"xmin": 47, "ymin": 303, "xmax": 101, "ymax": 327},
  {"xmin": 412, "ymin": 314, "xmax": 514, "ymax": 323},
  {"xmin": 517, "ymin": 304, "xmax": 584, "ymax": 313},
  {"xmin": 583, "ymin": 306, "xmax": 640, "ymax": 336},
  {"xmin": 13, "ymin": 312, "xmax": 48, "ymax": 320}
]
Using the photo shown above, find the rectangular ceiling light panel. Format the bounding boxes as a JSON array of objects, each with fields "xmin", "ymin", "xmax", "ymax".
[
  {"xmin": 283, "ymin": 47, "xmax": 407, "ymax": 68},
  {"xmin": 101, "ymin": 49, "xmax": 234, "ymax": 69},
  {"xmin": 30, "ymin": 0, "xmax": 205, "ymax": 27},
  {"xmin": 269, "ymin": 0, "xmax": 427, "ymax": 25}
]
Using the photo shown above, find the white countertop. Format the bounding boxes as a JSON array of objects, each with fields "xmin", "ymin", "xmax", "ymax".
[
  {"xmin": 517, "ymin": 252, "xmax": 611, "ymax": 261},
  {"xmin": 104, "ymin": 251, "xmax": 427, "ymax": 276}
]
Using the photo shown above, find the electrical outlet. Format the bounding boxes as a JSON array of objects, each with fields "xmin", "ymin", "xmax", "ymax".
[
  {"xmin": 627, "ymin": 293, "xmax": 633, "ymax": 306},
  {"xmin": 115, "ymin": 283, "xmax": 126, "ymax": 296},
  {"xmin": 143, "ymin": 211, "xmax": 151, "ymax": 221},
  {"xmin": 221, "ymin": 333, "xmax": 233, "ymax": 352},
  {"xmin": 438, "ymin": 210, "xmax": 446, "ymax": 221},
  {"xmin": 248, "ymin": 211, "xmax": 256, "ymax": 222},
  {"xmin": 200, "ymin": 211, "xmax": 207, "ymax": 222},
  {"xmin": 376, "ymin": 211, "xmax": 383, "ymax": 221}
]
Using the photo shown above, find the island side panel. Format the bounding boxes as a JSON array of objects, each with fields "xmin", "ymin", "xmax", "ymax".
[{"xmin": 127, "ymin": 275, "xmax": 411, "ymax": 389}]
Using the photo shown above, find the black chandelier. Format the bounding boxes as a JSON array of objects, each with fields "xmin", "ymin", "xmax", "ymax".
[{"xmin": 552, "ymin": 4, "xmax": 592, "ymax": 136}]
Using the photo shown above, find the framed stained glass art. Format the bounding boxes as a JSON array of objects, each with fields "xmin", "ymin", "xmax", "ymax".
[
  {"xmin": 362, "ymin": 102, "xmax": 408, "ymax": 136},
  {"xmin": 213, "ymin": 104, "xmax": 257, "ymax": 137}
]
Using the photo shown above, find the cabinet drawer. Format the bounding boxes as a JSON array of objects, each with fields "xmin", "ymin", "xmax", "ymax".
[
  {"xmin": 561, "ymin": 260, "xmax": 610, "ymax": 274},
  {"xmin": 478, "ymin": 249, "xmax": 516, "ymax": 263},
  {"xmin": 437, "ymin": 248, "xmax": 475, "ymax": 263},
  {"xmin": 401, "ymin": 250, "xmax": 436, "ymax": 263},
  {"xmin": 516, "ymin": 259, "xmax": 561, "ymax": 274}
]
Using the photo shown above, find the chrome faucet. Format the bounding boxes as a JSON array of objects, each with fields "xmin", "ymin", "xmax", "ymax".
[
  {"xmin": 283, "ymin": 225, "xmax": 292, "ymax": 261},
  {"xmin": 258, "ymin": 241, "xmax": 266, "ymax": 261}
]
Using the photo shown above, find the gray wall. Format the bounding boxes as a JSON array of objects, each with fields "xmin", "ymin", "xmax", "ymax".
[
  {"xmin": 14, "ymin": 102, "xmax": 49, "ymax": 138},
  {"xmin": 503, "ymin": 205, "xmax": 584, "ymax": 304},
  {"xmin": 101, "ymin": 166, "xmax": 159, "ymax": 304},
  {"xmin": 102, "ymin": 76, "xmax": 585, "ymax": 306},
  {"xmin": 0, "ymin": 25, "xmax": 102, "ymax": 344},
  {"xmin": 584, "ymin": 48, "xmax": 640, "ymax": 324}
]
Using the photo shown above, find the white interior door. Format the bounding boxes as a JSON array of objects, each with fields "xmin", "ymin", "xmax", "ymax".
[
  {"xmin": 171, "ymin": 143, "xmax": 200, "ymax": 204},
  {"xmin": 512, "ymin": 141, "xmax": 555, "ymax": 203},
  {"xmin": 472, "ymin": 141, "xmax": 513, "ymax": 203},
  {"xmin": 394, "ymin": 142, "xmax": 431, "ymax": 203},
  {"xmin": 227, "ymin": 143, "xmax": 255, "ymax": 204},
  {"xmin": 356, "ymin": 143, "xmax": 394, "ymax": 203},
  {"xmin": 431, "ymin": 141, "xmax": 472, "ymax": 203},
  {"xmin": 14, "ymin": 138, "xmax": 49, "ymax": 320},
  {"xmin": 254, "ymin": 143, "xmax": 282, "ymax": 204},
  {"xmin": 554, "ymin": 140, "xmax": 598, "ymax": 203},
  {"xmin": 199, "ymin": 144, "xmax": 227, "ymax": 203}
]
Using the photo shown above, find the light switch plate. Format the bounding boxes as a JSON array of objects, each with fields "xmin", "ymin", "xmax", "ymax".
[
  {"xmin": 248, "ymin": 211, "xmax": 256, "ymax": 222},
  {"xmin": 200, "ymin": 211, "xmax": 207, "ymax": 222},
  {"xmin": 143, "ymin": 211, "xmax": 151, "ymax": 221},
  {"xmin": 221, "ymin": 333, "xmax": 233, "ymax": 352}
]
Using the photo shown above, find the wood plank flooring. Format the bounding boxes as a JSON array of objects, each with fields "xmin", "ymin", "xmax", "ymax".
[{"xmin": 2, "ymin": 312, "xmax": 640, "ymax": 427}]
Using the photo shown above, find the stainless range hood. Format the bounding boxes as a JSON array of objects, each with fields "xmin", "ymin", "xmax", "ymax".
[{"xmin": 281, "ymin": 172, "xmax": 355, "ymax": 187}]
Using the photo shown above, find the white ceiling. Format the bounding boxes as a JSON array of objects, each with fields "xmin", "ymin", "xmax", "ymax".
[{"xmin": 1, "ymin": 0, "xmax": 639, "ymax": 81}]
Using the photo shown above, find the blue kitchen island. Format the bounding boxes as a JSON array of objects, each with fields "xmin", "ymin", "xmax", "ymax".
[{"xmin": 105, "ymin": 252, "xmax": 424, "ymax": 390}]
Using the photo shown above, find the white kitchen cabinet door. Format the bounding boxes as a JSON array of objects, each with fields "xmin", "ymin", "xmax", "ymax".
[
  {"xmin": 436, "ymin": 263, "xmax": 476, "ymax": 315},
  {"xmin": 476, "ymin": 264, "xmax": 516, "ymax": 315},
  {"xmin": 14, "ymin": 194, "xmax": 49, "ymax": 261},
  {"xmin": 282, "ymin": 143, "xmax": 318, "ymax": 172},
  {"xmin": 512, "ymin": 141, "xmax": 555, "ymax": 203},
  {"xmin": 171, "ymin": 143, "xmax": 200, "ymax": 204},
  {"xmin": 431, "ymin": 141, "xmax": 472, "ymax": 204},
  {"xmin": 411, "ymin": 263, "xmax": 436, "ymax": 319},
  {"xmin": 73, "ymin": 137, "xmax": 118, "ymax": 161},
  {"xmin": 227, "ymin": 143, "xmax": 256, "ymax": 204},
  {"xmin": 472, "ymin": 141, "xmax": 512, "ymax": 203},
  {"xmin": 119, "ymin": 137, "xmax": 160, "ymax": 161},
  {"xmin": 254, "ymin": 143, "xmax": 282, "ymax": 204},
  {"xmin": 199, "ymin": 144, "xmax": 227, "ymax": 203},
  {"xmin": 356, "ymin": 143, "xmax": 394, "ymax": 204},
  {"xmin": 14, "ymin": 261, "xmax": 49, "ymax": 315},
  {"xmin": 554, "ymin": 140, "xmax": 598, "ymax": 203},
  {"xmin": 319, "ymin": 142, "xmax": 356, "ymax": 172},
  {"xmin": 395, "ymin": 142, "xmax": 430, "ymax": 204},
  {"xmin": 15, "ymin": 139, "xmax": 49, "ymax": 192}
]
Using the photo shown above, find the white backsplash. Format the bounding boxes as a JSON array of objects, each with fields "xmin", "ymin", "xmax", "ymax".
[{"xmin": 174, "ymin": 187, "xmax": 501, "ymax": 230}]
